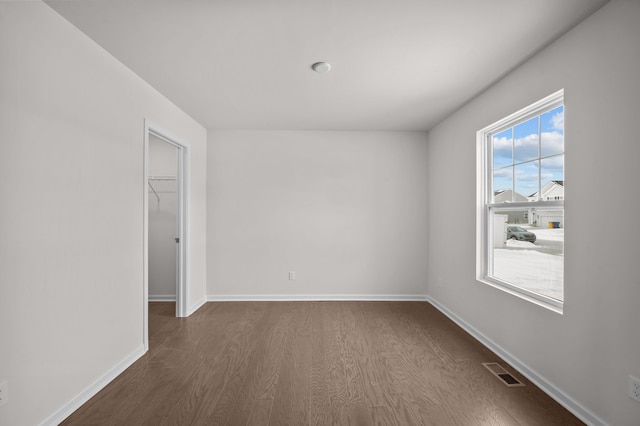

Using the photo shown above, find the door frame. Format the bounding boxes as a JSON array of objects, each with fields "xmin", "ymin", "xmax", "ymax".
[{"xmin": 143, "ymin": 119, "xmax": 190, "ymax": 350}]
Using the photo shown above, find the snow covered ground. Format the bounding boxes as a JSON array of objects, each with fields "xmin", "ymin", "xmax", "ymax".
[{"xmin": 493, "ymin": 226, "xmax": 564, "ymax": 301}]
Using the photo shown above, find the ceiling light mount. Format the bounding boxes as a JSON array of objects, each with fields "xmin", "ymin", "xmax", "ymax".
[{"xmin": 311, "ymin": 62, "xmax": 331, "ymax": 73}]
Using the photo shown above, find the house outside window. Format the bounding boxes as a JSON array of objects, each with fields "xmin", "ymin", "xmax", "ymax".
[{"xmin": 477, "ymin": 90, "xmax": 564, "ymax": 313}]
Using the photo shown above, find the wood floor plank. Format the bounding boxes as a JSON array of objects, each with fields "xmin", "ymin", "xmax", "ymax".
[
  {"xmin": 174, "ymin": 303, "xmax": 272, "ymax": 425},
  {"xmin": 381, "ymin": 302, "xmax": 520, "ymax": 425},
  {"xmin": 268, "ymin": 302, "xmax": 312, "ymax": 426},
  {"xmin": 219, "ymin": 306, "xmax": 284, "ymax": 425},
  {"xmin": 402, "ymin": 303, "xmax": 583, "ymax": 426},
  {"xmin": 134, "ymin": 303, "xmax": 266, "ymax": 425},
  {"xmin": 62, "ymin": 301, "xmax": 584, "ymax": 426},
  {"xmin": 352, "ymin": 303, "xmax": 404, "ymax": 408},
  {"xmin": 322, "ymin": 302, "xmax": 352, "ymax": 425},
  {"xmin": 246, "ymin": 398, "xmax": 274, "ymax": 426},
  {"xmin": 341, "ymin": 305, "xmax": 386, "ymax": 408},
  {"xmin": 336, "ymin": 303, "xmax": 379, "ymax": 425},
  {"xmin": 309, "ymin": 302, "xmax": 331, "ymax": 426}
]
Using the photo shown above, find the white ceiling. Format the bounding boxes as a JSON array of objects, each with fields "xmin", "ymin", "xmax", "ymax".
[{"xmin": 46, "ymin": 0, "xmax": 609, "ymax": 131}]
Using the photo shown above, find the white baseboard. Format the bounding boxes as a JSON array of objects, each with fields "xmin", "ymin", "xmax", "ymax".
[
  {"xmin": 188, "ymin": 295, "xmax": 207, "ymax": 315},
  {"xmin": 148, "ymin": 294, "xmax": 176, "ymax": 302},
  {"xmin": 425, "ymin": 296, "xmax": 607, "ymax": 426},
  {"xmin": 39, "ymin": 345, "xmax": 146, "ymax": 426},
  {"xmin": 207, "ymin": 294, "xmax": 428, "ymax": 302}
]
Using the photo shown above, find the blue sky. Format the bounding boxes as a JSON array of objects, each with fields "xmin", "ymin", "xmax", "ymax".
[{"xmin": 492, "ymin": 106, "xmax": 564, "ymax": 200}]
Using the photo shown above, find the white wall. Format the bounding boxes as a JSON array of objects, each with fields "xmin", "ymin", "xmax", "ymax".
[
  {"xmin": 207, "ymin": 130, "xmax": 429, "ymax": 299},
  {"xmin": 0, "ymin": 3, "xmax": 207, "ymax": 425},
  {"xmin": 427, "ymin": 1, "xmax": 640, "ymax": 425},
  {"xmin": 148, "ymin": 135, "xmax": 178, "ymax": 299}
]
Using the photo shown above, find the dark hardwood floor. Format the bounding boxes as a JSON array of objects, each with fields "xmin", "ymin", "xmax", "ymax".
[{"xmin": 62, "ymin": 301, "xmax": 583, "ymax": 425}]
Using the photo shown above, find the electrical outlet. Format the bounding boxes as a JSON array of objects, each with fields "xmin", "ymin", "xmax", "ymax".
[
  {"xmin": 0, "ymin": 380, "xmax": 8, "ymax": 408},
  {"xmin": 289, "ymin": 271, "xmax": 295, "ymax": 280},
  {"xmin": 630, "ymin": 376, "xmax": 640, "ymax": 403}
]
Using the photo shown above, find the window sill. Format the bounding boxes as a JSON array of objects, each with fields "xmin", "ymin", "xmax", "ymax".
[{"xmin": 477, "ymin": 276, "xmax": 564, "ymax": 315}]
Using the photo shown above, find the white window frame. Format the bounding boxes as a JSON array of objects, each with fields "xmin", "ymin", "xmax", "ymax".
[{"xmin": 476, "ymin": 89, "xmax": 564, "ymax": 314}]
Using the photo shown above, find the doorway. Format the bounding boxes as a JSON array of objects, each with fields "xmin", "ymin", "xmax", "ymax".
[
  {"xmin": 143, "ymin": 120, "xmax": 189, "ymax": 350},
  {"xmin": 148, "ymin": 136, "xmax": 178, "ymax": 301}
]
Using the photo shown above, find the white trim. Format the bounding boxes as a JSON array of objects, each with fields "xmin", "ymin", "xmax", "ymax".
[
  {"xmin": 425, "ymin": 296, "xmax": 608, "ymax": 426},
  {"xmin": 207, "ymin": 294, "xmax": 428, "ymax": 302},
  {"xmin": 148, "ymin": 295, "xmax": 177, "ymax": 302},
  {"xmin": 144, "ymin": 119, "xmax": 192, "ymax": 351},
  {"xmin": 143, "ymin": 125, "xmax": 150, "ymax": 351},
  {"xmin": 477, "ymin": 276, "xmax": 563, "ymax": 314},
  {"xmin": 188, "ymin": 295, "xmax": 207, "ymax": 315},
  {"xmin": 38, "ymin": 346, "xmax": 145, "ymax": 426},
  {"xmin": 479, "ymin": 89, "xmax": 564, "ymax": 135}
]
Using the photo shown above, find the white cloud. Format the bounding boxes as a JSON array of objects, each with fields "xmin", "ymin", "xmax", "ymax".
[
  {"xmin": 494, "ymin": 168, "xmax": 512, "ymax": 178},
  {"xmin": 494, "ymin": 128, "xmax": 563, "ymax": 168},
  {"xmin": 551, "ymin": 110, "xmax": 564, "ymax": 132},
  {"xmin": 514, "ymin": 134, "xmax": 538, "ymax": 161},
  {"xmin": 541, "ymin": 172, "xmax": 555, "ymax": 180},
  {"xmin": 492, "ymin": 137, "xmax": 514, "ymax": 169},
  {"xmin": 493, "ymin": 136, "xmax": 511, "ymax": 149},
  {"xmin": 541, "ymin": 131, "xmax": 564, "ymax": 156},
  {"xmin": 541, "ymin": 152, "xmax": 564, "ymax": 171},
  {"xmin": 515, "ymin": 171, "xmax": 538, "ymax": 181}
]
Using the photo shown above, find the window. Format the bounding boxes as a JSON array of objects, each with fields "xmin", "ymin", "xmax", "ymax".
[{"xmin": 477, "ymin": 90, "xmax": 564, "ymax": 313}]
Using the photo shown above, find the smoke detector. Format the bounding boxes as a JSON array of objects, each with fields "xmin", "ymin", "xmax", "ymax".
[{"xmin": 311, "ymin": 62, "xmax": 331, "ymax": 73}]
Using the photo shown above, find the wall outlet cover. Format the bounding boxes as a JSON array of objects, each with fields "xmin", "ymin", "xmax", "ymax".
[
  {"xmin": 0, "ymin": 381, "xmax": 7, "ymax": 407},
  {"xmin": 629, "ymin": 376, "xmax": 640, "ymax": 403}
]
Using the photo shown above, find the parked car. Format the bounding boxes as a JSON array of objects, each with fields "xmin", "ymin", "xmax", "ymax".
[{"xmin": 507, "ymin": 226, "xmax": 536, "ymax": 243}]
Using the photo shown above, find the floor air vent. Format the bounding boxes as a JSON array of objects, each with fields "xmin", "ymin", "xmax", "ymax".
[{"xmin": 482, "ymin": 363, "xmax": 525, "ymax": 387}]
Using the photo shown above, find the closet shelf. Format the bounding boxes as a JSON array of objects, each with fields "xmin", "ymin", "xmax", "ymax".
[{"xmin": 148, "ymin": 176, "xmax": 177, "ymax": 204}]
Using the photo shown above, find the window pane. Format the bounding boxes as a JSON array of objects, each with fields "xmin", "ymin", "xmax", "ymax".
[
  {"xmin": 493, "ymin": 167, "xmax": 513, "ymax": 203},
  {"xmin": 514, "ymin": 117, "xmax": 539, "ymax": 163},
  {"xmin": 515, "ymin": 161, "xmax": 539, "ymax": 201},
  {"xmin": 491, "ymin": 209, "xmax": 564, "ymax": 302},
  {"xmin": 540, "ymin": 155, "xmax": 564, "ymax": 200},
  {"xmin": 493, "ymin": 128, "xmax": 512, "ymax": 169},
  {"xmin": 541, "ymin": 106, "xmax": 564, "ymax": 157}
]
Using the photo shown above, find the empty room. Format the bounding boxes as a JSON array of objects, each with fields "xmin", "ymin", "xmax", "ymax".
[{"xmin": 1, "ymin": 0, "xmax": 639, "ymax": 425}]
